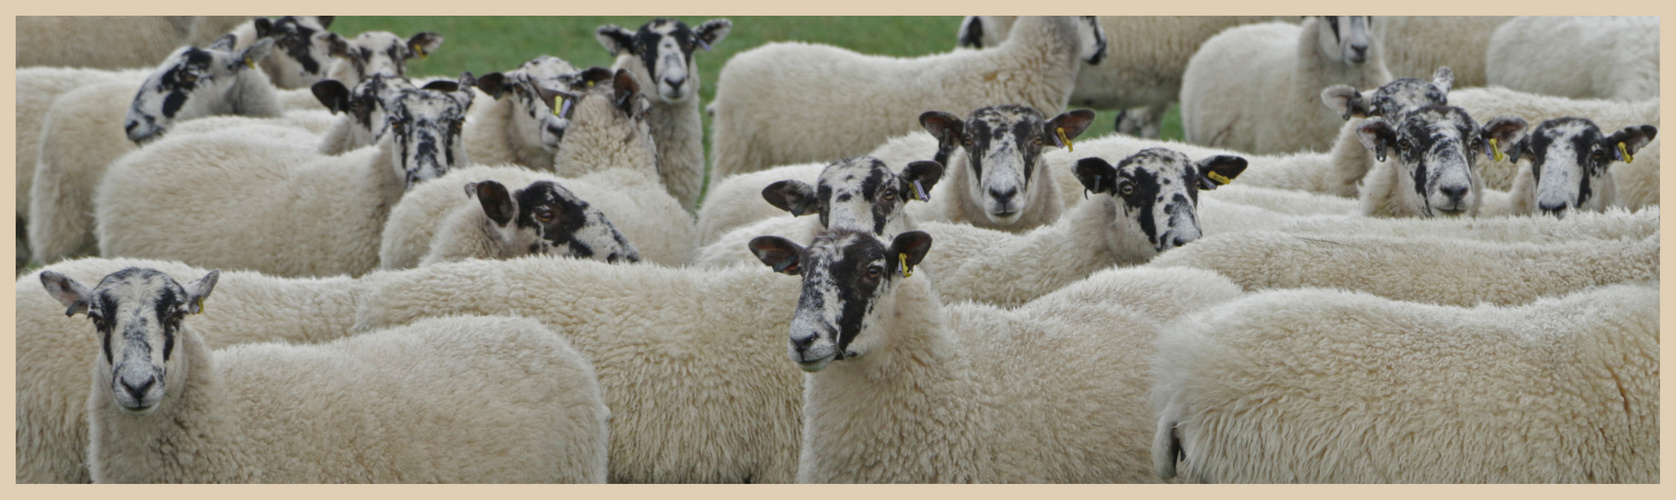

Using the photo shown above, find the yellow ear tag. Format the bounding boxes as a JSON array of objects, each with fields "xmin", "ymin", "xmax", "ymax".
[
  {"xmin": 1489, "ymin": 138, "xmax": 1504, "ymax": 162},
  {"xmin": 1056, "ymin": 127, "xmax": 1073, "ymax": 152},
  {"xmin": 244, "ymin": 56, "xmax": 255, "ymax": 70},
  {"xmin": 899, "ymin": 253, "xmax": 913, "ymax": 278},
  {"xmin": 1618, "ymin": 142, "xmax": 1634, "ymax": 163},
  {"xmin": 413, "ymin": 43, "xmax": 428, "ymax": 60},
  {"xmin": 1207, "ymin": 171, "xmax": 1233, "ymax": 185},
  {"xmin": 552, "ymin": 96, "xmax": 566, "ymax": 117},
  {"xmin": 194, "ymin": 297, "xmax": 206, "ymax": 315}
]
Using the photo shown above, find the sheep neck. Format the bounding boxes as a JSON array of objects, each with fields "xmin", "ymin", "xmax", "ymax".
[
  {"xmin": 87, "ymin": 327, "xmax": 251, "ymax": 482},
  {"xmin": 801, "ymin": 275, "xmax": 994, "ymax": 482}
]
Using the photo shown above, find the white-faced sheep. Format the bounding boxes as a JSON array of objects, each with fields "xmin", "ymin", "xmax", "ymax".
[
  {"xmin": 16, "ymin": 16, "xmax": 260, "ymax": 68},
  {"xmin": 745, "ymin": 228, "xmax": 1243, "ymax": 482},
  {"xmin": 15, "ymin": 257, "xmax": 377, "ymax": 484},
  {"xmin": 1487, "ymin": 16, "xmax": 1658, "ymax": 102},
  {"xmin": 465, "ymin": 55, "xmax": 578, "ymax": 169},
  {"xmin": 1449, "ymin": 86, "xmax": 1661, "ymax": 208},
  {"xmin": 1354, "ymin": 105, "xmax": 1528, "ymax": 218},
  {"xmin": 1152, "ymin": 282, "xmax": 1658, "ymax": 483},
  {"xmin": 1506, "ymin": 118, "xmax": 1657, "ymax": 217},
  {"xmin": 1181, "ymin": 17, "xmax": 1393, "ymax": 154},
  {"xmin": 421, "ymin": 179, "xmax": 640, "ymax": 266},
  {"xmin": 351, "ymin": 256, "xmax": 808, "ymax": 483},
  {"xmin": 1147, "ymin": 229, "xmax": 1658, "ymax": 307},
  {"xmin": 597, "ymin": 18, "xmax": 732, "ymax": 212},
  {"xmin": 1373, "ymin": 16, "xmax": 1511, "ymax": 87},
  {"xmin": 380, "ymin": 68, "xmax": 693, "ymax": 268},
  {"xmin": 94, "ymin": 76, "xmax": 478, "ymax": 277},
  {"xmin": 912, "ymin": 105, "xmax": 1095, "ymax": 232},
  {"xmin": 956, "ymin": 16, "xmax": 1272, "ymax": 138},
  {"xmin": 710, "ymin": 16, "xmax": 1104, "ymax": 178},
  {"xmin": 689, "ymin": 156, "xmax": 943, "ymax": 268},
  {"xmin": 40, "ymin": 268, "xmax": 609, "ymax": 483}
]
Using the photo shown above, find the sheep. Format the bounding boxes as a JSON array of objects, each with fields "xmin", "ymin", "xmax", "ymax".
[
  {"xmin": 689, "ymin": 156, "xmax": 943, "ymax": 268},
  {"xmin": 420, "ymin": 179, "xmax": 641, "ymax": 266},
  {"xmin": 911, "ymin": 106, "xmax": 1095, "ymax": 232},
  {"xmin": 322, "ymin": 29, "xmax": 445, "ymax": 89},
  {"xmin": 1318, "ymin": 67, "xmax": 1456, "ymax": 197},
  {"xmin": 597, "ymin": 18, "xmax": 732, "ymax": 212},
  {"xmin": 1181, "ymin": 17, "xmax": 1394, "ymax": 154},
  {"xmin": 1506, "ymin": 118, "xmax": 1658, "ymax": 217},
  {"xmin": 380, "ymin": 68, "xmax": 694, "ymax": 268},
  {"xmin": 39, "ymin": 268, "xmax": 610, "ymax": 483},
  {"xmin": 351, "ymin": 255, "xmax": 808, "ymax": 483},
  {"xmin": 1147, "ymin": 229, "xmax": 1659, "ymax": 307},
  {"xmin": 956, "ymin": 16, "xmax": 1272, "ymax": 138},
  {"xmin": 1373, "ymin": 16, "xmax": 1511, "ymax": 87},
  {"xmin": 1353, "ymin": 105, "xmax": 1528, "ymax": 218},
  {"xmin": 94, "ymin": 76, "xmax": 478, "ymax": 277},
  {"xmin": 15, "ymin": 257, "xmax": 378, "ymax": 484},
  {"xmin": 16, "ymin": 16, "xmax": 260, "ymax": 69},
  {"xmin": 465, "ymin": 55, "xmax": 579, "ymax": 169},
  {"xmin": 1486, "ymin": 16, "xmax": 1659, "ymax": 102},
  {"xmin": 1449, "ymin": 86, "xmax": 1661, "ymax": 208},
  {"xmin": 744, "ymin": 228, "xmax": 1244, "ymax": 482},
  {"xmin": 710, "ymin": 16, "xmax": 1105, "ymax": 178},
  {"xmin": 1151, "ymin": 282, "xmax": 1658, "ymax": 483}
]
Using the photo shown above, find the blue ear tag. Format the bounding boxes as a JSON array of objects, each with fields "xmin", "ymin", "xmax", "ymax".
[
  {"xmin": 698, "ymin": 39, "xmax": 712, "ymax": 51},
  {"xmin": 913, "ymin": 180, "xmax": 929, "ymax": 202},
  {"xmin": 558, "ymin": 98, "xmax": 573, "ymax": 118}
]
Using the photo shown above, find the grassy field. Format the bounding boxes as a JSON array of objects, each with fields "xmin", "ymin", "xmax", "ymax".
[{"xmin": 332, "ymin": 16, "xmax": 1186, "ymax": 169}]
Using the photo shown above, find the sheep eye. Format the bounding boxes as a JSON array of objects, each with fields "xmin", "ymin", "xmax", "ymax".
[
  {"xmin": 181, "ymin": 73, "xmax": 197, "ymax": 83},
  {"xmin": 1397, "ymin": 138, "xmax": 1412, "ymax": 151},
  {"xmin": 1119, "ymin": 182, "xmax": 1134, "ymax": 195},
  {"xmin": 866, "ymin": 265, "xmax": 882, "ymax": 278},
  {"xmin": 881, "ymin": 189, "xmax": 896, "ymax": 200},
  {"xmin": 535, "ymin": 209, "xmax": 555, "ymax": 223},
  {"xmin": 1592, "ymin": 150, "xmax": 1608, "ymax": 164}
]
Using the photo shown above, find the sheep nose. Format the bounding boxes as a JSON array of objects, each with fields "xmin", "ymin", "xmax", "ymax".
[
  {"xmin": 124, "ymin": 120, "xmax": 139, "ymax": 134},
  {"xmin": 121, "ymin": 376, "xmax": 155, "ymax": 400},
  {"xmin": 664, "ymin": 75, "xmax": 687, "ymax": 89},
  {"xmin": 1349, "ymin": 44, "xmax": 1369, "ymax": 62},
  {"xmin": 1439, "ymin": 185, "xmax": 1468, "ymax": 204},
  {"xmin": 789, "ymin": 334, "xmax": 817, "ymax": 356},
  {"xmin": 1539, "ymin": 200, "xmax": 1568, "ymax": 216},
  {"xmin": 989, "ymin": 187, "xmax": 1018, "ymax": 205}
]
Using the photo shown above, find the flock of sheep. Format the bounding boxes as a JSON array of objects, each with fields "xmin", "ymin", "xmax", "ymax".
[{"xmin": 12, "ymin": 14, "xmax": 1660, "ymax": 484}]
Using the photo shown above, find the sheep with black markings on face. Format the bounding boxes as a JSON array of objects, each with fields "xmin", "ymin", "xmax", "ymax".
[
  {"xmin": 422, "ymin": 179, "xmax": 641, "ymax": 266},
  {"xmin": 1354, "ymin": 104, "xmax": 1527, "ymax": 218},
  {"xmin": 912, "ymin": 105, "xmax": 1095, "ymax": 232},
  {"xmin": 1506, "ymin": 118, "xmax": 1656, "ymax": 217}
]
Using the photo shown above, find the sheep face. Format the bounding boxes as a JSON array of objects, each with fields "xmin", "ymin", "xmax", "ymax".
[
  {"xmin": 922, "ymin": 106, "xmax": 1095, "ymax": 225},
  {"xmin": 761, "ymin": 157, "xmax": 944, "ymax": 237},
  {"xmin": 596, "ymin": 18, "xmax": 731, "ymax": 103},
  {"xmin": 1356, "ymin": 106, "xmax": 1527, "ymax": 217},
  {"xmin": 326, "ymin": 31, "xmax": 443, "ymax": 88},
  {"xmin": 385, "ymin": 76, "xmax": 476, "ymax": 190},
  {"xmin": 749, "ymin": 230, "xmax": 933, "ymax": 372},
  {"xmin": 1512, "ymin": 119, "xmax": 1656, "ymax": 218},
  {"xmin": 1316, "ymin": 16, "xmax": 1374, "ymax": 65},
  {"xmin": 1074, "ymin": 148, "xmax": 1247, "ymax": 252},
  {"xmin": 477, "ymin": 56, "xmax": 586, "ymax": 154},
  {"xmin": 312, "ymin": 74, "xmax": 411, "ymax": 148},
  {"xmin": 255, "ymin": 16, "xmax": 339, "ymax": 89},
  {"xmin": 124, "ymin": 38, "xmax": 276, "ymax": 144},
  {"xmin": 41, "ymin": 268, "xmax": 218, "ymax": 415},
  {"xmin": 472, "ymin": 180, "xmax": 642, "ymax": 263},
  {"xmin": 1322, "ymin": 67, "xmax": 1453, "ymax": 121}
]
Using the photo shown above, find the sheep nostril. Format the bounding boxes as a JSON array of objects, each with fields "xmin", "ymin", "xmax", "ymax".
[
  {"xmin": 1439, "ymin": 185, "xmax": 1468, "ymax": 202},
  {"xmin": 122, "ymin": 376, "xmax": 155, "ymax": 399},
  {"xmin": 989, "ymin": 187, "xmax": 1018, "ymax": 204},
  {"xmin": 124, "ymin": 120, "xmax": 139, "ymax": 133}
]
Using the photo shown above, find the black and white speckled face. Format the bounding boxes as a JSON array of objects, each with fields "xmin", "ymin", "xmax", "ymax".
[
  {"xmin": 762, "ymin": 157, "xmax": 943, "ymax": 238},
  {"xmin": 749, "ymin": 230, "xmax": 932, "ymax": 372},
  {"xmin": 1317, "ymin": 16, "xmax": 1373, "ymax": 64},
  {"xmin": 922, "ymin": 105, "xmax": 1095, "ymax": 225},
  {"xmin": 511, "ymin": 180, "xmax": 640, "ymax": 264},
  {"xmin": 124, "ymin": 38, "xmax": 275, "ymax": 143},
  {"xmin": 311, "ymin": 73, "xmax": 414, "ymax": 149},
  {"xmin": 41, "ymin": 268, "xmax": 218, "ymax": 414},
  {"xmin": 1326, "ymin": 67, "xmax": 1453, "ymax": 121},
  {"xmin": 384, "ymin": 77, "xmax": 475, "ymax": 189},
  {"xmin": 1516, "ymin": 118, "xmax": 1657, "ymax": 217},
  {"xmin": 260, "ymin": 16, "xmax": 338, "ymax": 88},
  {"xmin": 1357, "ymin": 105, "xmax": 1527, "ymax": 217},
  {"xmin": 477, "ymin": 55, "xmax": 586, "ymax": 153},
  {"xmin": 328, "ymin": 31, "xmax": 441, "ymax": 87},
  {"xmin": 595, "ymin": 18, "xmax": 731, "ymax": 103},
  {"xmin": 1074, "ymin": 148, "xmax": 1246, "ymax": 253}
]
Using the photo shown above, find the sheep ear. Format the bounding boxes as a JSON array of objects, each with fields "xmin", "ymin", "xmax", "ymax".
[
  {"xmin": 474, "ymin": 180, "xmax": 516, "ymax": 227},
  {"xmin": 748, "ymin": 236, "xmax": 805, "ymax": 275},
  {"xmin": 233, "ymin": 38, "xmax": 274, "ymax": 71},
  {"xmin": 537, "ymin": 88, "xmax": 577, "ymax": 119},
  {"xmin": 327, "ymin": 32, "xmax": 352, "ymax": 59},
  {"xmin": 957, "ymin": 16, "xmax": 986, "ymax": 48},
  {"xmin": 311, "ymin": 80, "xmax": 352, "ymax": 114},
  {"xmin": 1606, "ymin": 125, "xmax": 1658, "ymax": 162},
  {"xmin": 1196, "ymin": 155, "xmax": 1248, "ymax": 191},
  {"xmin": 1046, "ymin": 109, "xmax": 1097, "ymax": 146},
  {"xmin": 209, "ymin": 33, "xmax": 239, "ymax": 52},
  {"xmin": 1481, "ymin": 116, "xmax": 1528, "ymax": 158},
  {"xmin": 475, "ymin": 72, "xmax": 509, "ymax": 100},
  {"xmin": 1430, "ymin": 66, "xmax": 1454, "ymax": 95},
  {"xmin": 421, "ymin": 79, "xmax": 461, "ymax": 93},
  {"xmin": 900, "ymin": 160, "xmax": 944, "ymax": 202},
  {"xmin": 183, "ymin": 271, "xmax": 219, "ymax": 315},
  {"xmin": 315, "ymin": 16, "xmax": 335, "ymax": 29},
  {"xmin": 612, "ymin": 69, "xmax": 641, "ymax": 116},
  {"xmin": 251, "ymin": 17, "xmax": 274, "ymax": 39},
  {"xmin": 577, "ymin": 67, "xmax": 614, "ymax": 88},
  {"xmin": 695, "ymin": 19, "xmax": 732, "ymax": 50},
  {"xmin": 596, "ymin": 25, "xmax": 637, "ymax": 56},
  {"xmin": 406, "ymin": 32, "xmax": 443, "ymax": 60},
  {"xmin": 1507, "ymin": 136, "xmax": 1531, "ymax": 163},
  {"xmin": 887, "ymin": 231, "xmax": 934, "ymax": 274},
  {"xmin": 1073, "ymin": 157, "xmax": 1118, "ymax": 195},
  {"xmin": 919, "ymin": 110, "xmax": 965, "ymax": 149},
  {"xmin": 40, "ymin": 271, "xmax": 91, "ymax": 317},
  {"xmin": 1320, "ymin": 85, "xmax": 1368, "ymax": 120},
  {"xmin": 762, "ymin": 180, "xmax": 820, "ymax": 217},
  {"xmin": 1355, "ymin": 117, "xmax": 1397, "ymax": 162}
]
